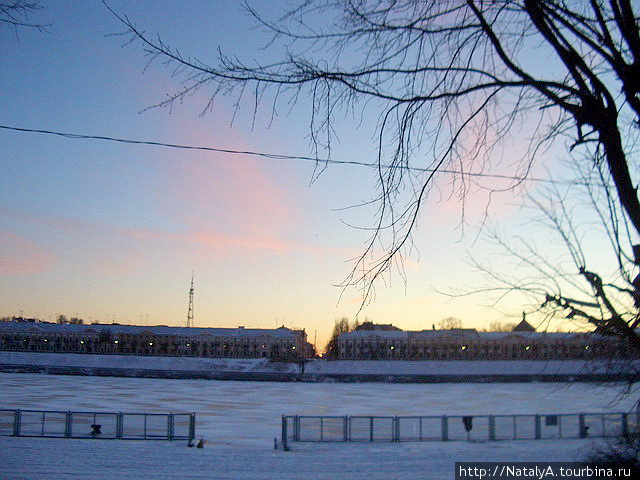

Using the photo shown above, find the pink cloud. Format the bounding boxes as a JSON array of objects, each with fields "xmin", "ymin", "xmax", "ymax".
[
  {"xmin": 95, "ymin": 49, "xmax": 301, "ymax": 239},
  {"xmin": 125, "ymin": 225, "xmax": 345, "ymax": 259},
  {"xmin": 1, "ymin": 205, "xmax": 341, "ymax": 280},
  {"xmin": 343, "ymin": 295, "xmax": 367, "ymax": 306},
  {"xmin": 0, "ymin": 207, "xmax": 115, "ymax": 237},
  {"xmin": 412, "ymin": 107, "xmax": 539, "ymax": 225},
  {"xmin": 0, "ymin": 211, "xmax": 147, "ymax": 276},
  {"xmin": 0, "ymin": 232, "xmax": 57, "ymax": 275},
  {"xmin": 83, "ymin": 247, "xmax": 148, "ymax": 276},
  {"xmin": 150, "ymin": 106, "xmax": 304, "ymax": 239},
  {"xmin": 103, "ymin": 64, "xmax": 323, "ymax": 261}
]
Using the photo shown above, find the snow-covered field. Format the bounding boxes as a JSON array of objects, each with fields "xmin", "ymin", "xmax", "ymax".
[
  {"xmin": 1, "ymin": 373, "xmax": 638, "ymax": 479},
  {"xmin": 3, "ymin": 351, "xmax": 636, "ymax": 378}
]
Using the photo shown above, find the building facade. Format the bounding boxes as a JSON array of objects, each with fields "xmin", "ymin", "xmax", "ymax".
[
  {"xmin": 337, "ymin": 327, "xmax": 634, "ymax": 360},
  {"xmin": 0, "ymin": 321, "xmax": 315, "ymax": 360}
]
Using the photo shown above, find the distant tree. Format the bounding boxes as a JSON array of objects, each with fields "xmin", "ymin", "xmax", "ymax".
[
  {"xmin": 56, "ymin": 314, "xmax": 68, "ymax": 324},
  {"xmin": 438, "ymin": 317, "xmax": 463, "ymax": 330},
  {"xmin": 324, "ymin": 317, "xmax": 357, "ymax": 358},
  {"xmin": 488, "ymin": 321, "xmax": 517, "ymax": 332}
]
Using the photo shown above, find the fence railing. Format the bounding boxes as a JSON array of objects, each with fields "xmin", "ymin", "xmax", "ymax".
[
  {"xmin": 0, "ymin": 409, "xmax": 196, "ymax": 441},
  {"xmin": 281, "ymin": 412, "xmax": 639, "ymax": 448}
]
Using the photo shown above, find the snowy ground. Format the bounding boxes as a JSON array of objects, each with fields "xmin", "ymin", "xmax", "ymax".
[
  {"xmin": 3, "ymin": 351, "xmax": 636, "ymax": 378},
  {"xmin": 1, "ymin": 373, "xmax": 638, "ymax": 479},
  {"xmin": 1, "ymin": 436, "xmax": 609, "ymax": 480}
]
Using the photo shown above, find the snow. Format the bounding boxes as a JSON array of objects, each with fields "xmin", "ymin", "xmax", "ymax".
[
  {"xmin": 1, "ymin": 372, "xmax": 638, "ymax": 479},
  {"xmin": 303, "ymin": 359, "xmax": 630, "ymax": 376},
  {"xmin": 3, "ymin": 351, "xmax": 637, "ymax": 377},
  {"xmin": 0, "ymin": 436, "xmax": 603, "ymax": 480},
  {"xmin": 0, "ymin": 351, "xmax": 292, "ymax": 373}
]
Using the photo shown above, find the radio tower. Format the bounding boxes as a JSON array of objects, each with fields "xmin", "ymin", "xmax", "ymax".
[{"xmin": 186, "ymin": 273, "xmax": 194, "ymax": 328}]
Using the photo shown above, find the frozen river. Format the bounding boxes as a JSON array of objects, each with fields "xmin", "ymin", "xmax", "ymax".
[
  {"xmin": 1, "ymin": 373, "xmax": 638, "ymax": 479},
  {"xmin": 1, "ymin": 373, "xmax": 638, "ymax": 445}
]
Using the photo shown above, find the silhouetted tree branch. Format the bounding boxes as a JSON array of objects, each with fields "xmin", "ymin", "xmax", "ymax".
[
  {"xmin": 1, "ymin": 1, "xmax": 48, "ymax": 35},
  {"xmin": 456, "ymin": 156, "xmax": 640, "ymax": 355},
  {"xmin": 438, "ymin": 316, "xmax": 463, "ymax": 330},
  {"xmin": 110, "ymin": 1, "xmax": 640, "ymax": 310},
  {"xmin": 324, "ymin": 317, "xmax": 358, "ymax": 358}
]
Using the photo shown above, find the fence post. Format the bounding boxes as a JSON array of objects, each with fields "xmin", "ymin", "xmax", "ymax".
[
  {"xmin": 441, "ymin": 416, "xmax": 448, "ymax": 442},
  {"xmin": 488, "ymin": 416, "xmax": 495, "ymax": 441},
  {"xmin": 343, "ymin": 416, "xmax": 348, "ymax": 442},
  {"xmin": 168, "ymin": 413, "xmax": 174, "ymax": 441},
  {"xmin": 116, "ymin": 413, "xmax": 123, "ymax": 439},
  {"xmin": 294, "ymin": 415, "xmax": 300, "ymax": 442},
  {"xmin": 393, "ymin": 416, "xmax": 399, "ymax": 442},
  {"xmin": 622, "ymin": 413, "xmax": 629, "ymax": 437},
  {"xmin": 369, "ymin": 417, "xmax": 374, "ymax": 442},
  {"xmin": 188, "ymin": 413, "xmax": 196, "ymax": 443},
  {"xmin": 281, "ymin": 416, "xmax": 289, "ymax": 451},
  {"xmin": 535, "ymin": 415, "xmax": 541, "ymax": 440},
  {"xmin": 559, "ymin": 415, "xmax": 563, "ymax": 438},
  {"xmin": 579, "ymin": 414, "xmax": 587, "ymax": 438},
  {"xmin": 64, "ymin": 411, "xmax": 72, "ymax": 438},
  {"xmin": 13, "ymin": 410, "xmax": 21, "ymax": 436}
]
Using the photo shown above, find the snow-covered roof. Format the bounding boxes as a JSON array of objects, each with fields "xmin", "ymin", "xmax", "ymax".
[
  {"xmin": 412, "ymin": 329, "xmax": 480, "ymax": 339},
  {"xmin": 338, "ymin": 328, "xmax": 610, "ymax": 342},
  {"xmin": 339, "ymin": 330, "xmax": 408, "ymax": 340},
  {"xmin": 478, "ymin": 331, "xmax": 594, "ymax": 341},
  {"xmin": 0, "ymin": 321, "xmax": 297, "ymax": 339}
]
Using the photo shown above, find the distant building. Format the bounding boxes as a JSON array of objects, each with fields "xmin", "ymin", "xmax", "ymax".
[
  {"xmin": 512, "ymin": 313, "xmax": 536, "ymax": 332},
  {"xmin": 0, "ymin": 321, "xmax": 315, "ymax": 360},
  {"xmin": 354, "ymin": 322, "xmax": 402, "ymax": 332},
  {"xmin": 2, "ymin": 316, "xmax": 37, "ymax": 323},
  {"xmin": 337, "ymin": 326, "xmax": 634, "ymax": 360}
]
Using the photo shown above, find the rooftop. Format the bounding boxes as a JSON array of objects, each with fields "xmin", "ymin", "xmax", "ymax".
[{"xmin": 0, "ymin": 321, "xmax": 298, "ymax": 339}]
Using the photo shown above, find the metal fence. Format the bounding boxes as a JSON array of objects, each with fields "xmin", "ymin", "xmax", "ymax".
[
  {"xmin": 0, "ymin": 409, "xmax": 196, "ymax": 441},
  {"xmin": 281, "ymin": 412, "xmax": 640, "ymax": 448}
]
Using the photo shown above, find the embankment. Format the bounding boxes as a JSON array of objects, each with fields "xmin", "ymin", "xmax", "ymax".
[{"xmin": 1, "ymin": 351, "xmax": 636, "ymax": 382}]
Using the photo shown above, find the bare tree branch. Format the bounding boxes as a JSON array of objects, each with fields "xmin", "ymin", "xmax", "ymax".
[
  {"xmin": 0, "ymin": 1, "xmax": 48, "ymax": 35},
  {"xmin": 108, "ymin": 1, "xmax": 640, "ymax": 322}
]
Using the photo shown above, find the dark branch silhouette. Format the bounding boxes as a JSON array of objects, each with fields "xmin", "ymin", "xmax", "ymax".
[
  {"xmin": 0, "ymin": 1, "xmax": 48, "ymax": 35},
  {"xmin": 453, "ymin": 156, "xmax": 640, "ymax": 359},
  {"xmin": 108, "ymin": 1, "xmax": 640, "ymax": 318}
]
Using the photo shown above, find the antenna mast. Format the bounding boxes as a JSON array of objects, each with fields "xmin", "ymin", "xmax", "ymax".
[{"xmin": 186, "ymin": 273, "xmax": 194, "ymax": 328}]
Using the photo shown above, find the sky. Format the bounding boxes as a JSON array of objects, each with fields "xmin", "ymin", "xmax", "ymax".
[{"xmin": 0, "ymin": 1, "xmax": 586, "ymax": 351}]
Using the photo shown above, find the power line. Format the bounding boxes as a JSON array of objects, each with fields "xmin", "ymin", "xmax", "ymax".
[{"xmin": 0, "ymin": 124, "xmax": 566, "ymax": 185}]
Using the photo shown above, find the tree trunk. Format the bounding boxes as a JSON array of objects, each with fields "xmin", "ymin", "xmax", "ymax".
[{"xmin": 600, "ymin": 118, "xmax": 640, "ymax": 242}]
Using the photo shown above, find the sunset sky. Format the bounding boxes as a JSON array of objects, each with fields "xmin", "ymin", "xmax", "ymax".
[{"xmin": 1, "ymin": 1, "xmax": 581, "ymax": 350}]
